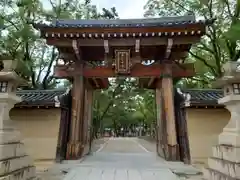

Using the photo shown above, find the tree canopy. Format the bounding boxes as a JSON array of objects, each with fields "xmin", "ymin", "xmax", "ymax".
[
  {"xmin": 145, "ymin": 0, "xmax": 240, "ymax": 88},
  {"xmin": 0, "ymin": 0, "xmax": 118, "ymax": 89}
]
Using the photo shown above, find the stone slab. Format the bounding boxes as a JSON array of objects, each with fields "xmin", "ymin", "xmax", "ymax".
[
  {"xmin": 208, "ymin": 157, "xmax": 240, "ymax": 179},
  {"xmin": 0, "ymin": 155, "xmax": 34, "ymax": 175},
  {"xmin": 0, "ymin": 119, "xmax": 15, "ymax": 130},
  {"xmin": 212, "ymin": 145, "xmax": 240, "ymax": 163},
  {"xmin": 64, "ymin": 167, "xmax": 179, "ymax": 180},
  {"xmin": 0, "ymin": 130, "xmax": 21, "ymax": 144},
  {"xmin": 61, "ymin": 138, "xmax": 196, "ymax": 180},
  {"xmin": 203, "ymin": 168, "xmax": 239, "ymax": 180},
  {"xmin": 0, "ymin": 166, "xmax": 36, "ymax": 180},
  {"xmin": 0, "ymin": 143, "xmax": 26, "ymax": 161},
  {"xmin": 219, "ymin": 132, "xmax": 240, "ymax": 147}
]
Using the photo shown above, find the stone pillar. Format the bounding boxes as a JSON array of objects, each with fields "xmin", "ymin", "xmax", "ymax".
[
  {"xmin": 204, "ymin": 61, "xmax": 240, "ymax": 180},
  {"xmin": 0, "ymin": 60, "xmax": 37, "ymax": 180}
]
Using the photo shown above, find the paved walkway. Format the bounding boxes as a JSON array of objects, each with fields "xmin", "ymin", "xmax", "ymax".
[{"xmin": 61, "ymin": 137, "xmax": 198, "ymax": 180}]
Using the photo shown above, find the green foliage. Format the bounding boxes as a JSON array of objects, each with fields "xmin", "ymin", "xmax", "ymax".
[
  {"xmin": 92, "ymin": 78, "xmax": 156, "ymax": 137},
  {"xmin": 144, "ymin": 0, "xmax": 240, "ymax": 88},
  {"xmin": 0, "ymin": 0, "xmax": 118, "ymax": 89}
]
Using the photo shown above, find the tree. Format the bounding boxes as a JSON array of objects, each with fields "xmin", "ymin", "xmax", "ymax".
[
  {"xmin": 92, "ymin": 77, "xmax": 157, "ymax": 138},
  {"xmin": 0, "ymin": 0, "xmax": 118, "ymax": 89},
  {"xmin": 144, "ymin": 0, "xmax": 240, "ymax": 87}
]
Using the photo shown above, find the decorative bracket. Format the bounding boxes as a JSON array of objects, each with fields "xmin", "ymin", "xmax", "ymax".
[
  {"xmin": 72, "ymin": 40, "xmax": 81, "ymax": 61},
  {"xmin": 164, "ymin": 38, "xmax": 173, "ymax": 60}
]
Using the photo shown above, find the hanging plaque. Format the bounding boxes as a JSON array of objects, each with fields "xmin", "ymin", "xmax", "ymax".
[{"xmin": 115, "ymin": 49, "xmax": 131, "ymax": 74}]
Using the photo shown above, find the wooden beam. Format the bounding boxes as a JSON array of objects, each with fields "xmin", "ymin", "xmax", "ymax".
[
  {"xmin": 99, "ymin": 78, "xmax": 110, "ymax": 89},
  {"xmin": 104, "ymin": 40, "xmax": 109, "ymax": 53},
  {"xmin": 53, "ymin": 63, "xmax": 195, "ymax": 78},
  {"xmin": 41, "ymin": 24, "xmax": 205, "ymax": 34},
  {"xmin": 92, "ymin": 78, "xmax": 100, "ymax": 88},
  {"xmin": 165, "ymin": 38, "xmax": 173, "ymax": 59},
  {"xmin": 147, "ymin": 77, "xmax": 155, "ymax": 87},
  {"xmin": 47, "ymin": 36, "xmax": 200, "ymax": 47},
  {"xmin": 135, "ymin": 39, "xmax": 140, "ymax": 53},
  {"xmin": 72, "ymin": 40, "xmax": 81, "ymax": 60}
]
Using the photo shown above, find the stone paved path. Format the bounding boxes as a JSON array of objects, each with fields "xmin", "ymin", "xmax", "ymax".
[{"xmin": 63, "ymin": 137, "xmax": 182, "ymax": 180}]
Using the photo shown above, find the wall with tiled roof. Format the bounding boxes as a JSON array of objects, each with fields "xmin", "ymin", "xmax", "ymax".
[
  {"xmin": 15, "ymin": 89, "xmax": 66, "ymax": 107},
  {"xmin": 13, "ymin": 88, "xmax": 224, "ymax": 108},
  {"xmin": 183, "ymin": 89, "xmax": 223, "ymax": 106}
]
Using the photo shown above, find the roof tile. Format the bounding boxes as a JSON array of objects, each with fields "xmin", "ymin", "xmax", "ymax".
[
  {"xmin": 13, "ymin": 88, "xmax": 224, "ymax": 107},
  {"xmin": 16, "ymin": 89, "xmax": 66, "ymax": 106},
  {"xmin": 34, "ymin": 16, "xmax": 213, "ymax": 29},
  {"xmin": 182, "ymin": 89, "xmax": 223, "ymax": 106}
]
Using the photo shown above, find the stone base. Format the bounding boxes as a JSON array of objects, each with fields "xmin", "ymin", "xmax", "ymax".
[
  {"xmin": 212, "ymin": 145, "xmax": 240, "ymax": 163},
  {"xmin": 165, "ymin": 144, "xmax": 180, "ymax": 161},
  {"xmin": 203, "ymin": 168, "xmax": 238, "ymax": 180},
  {"xmin": 0, "ymin": 130, "xmax": 21, "ymax": 144},
  {"xmin": 0, "ymin": 129, "xmax": 37, "ymax": 180},
  {"xmin": 0, "ymin": 166, "xmax": 38, "ymax": 180},
  {"xmin": 204, "ymin": 145, "xmax": 240, "ymax": 180},
  {"xmin": 66, "ymin": 142, "xmax": 83, "ymax": 160},
  {"xmin": 219, "ymin": 132, "xmax": 240, "ymax": 147}
]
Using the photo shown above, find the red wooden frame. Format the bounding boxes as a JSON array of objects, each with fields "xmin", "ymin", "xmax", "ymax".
[{"xmin": 54, "ymin": 63, "xmax": 195, "ymax": 78}]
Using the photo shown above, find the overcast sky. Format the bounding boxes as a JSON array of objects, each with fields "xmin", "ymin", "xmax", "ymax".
[
  {"xmin": 91, "ymin": 0, "xmax": 147, "ymax": 18},
  {"xmin": 42, "ymin": 0, "xmax": 147, "ymax": 18}
]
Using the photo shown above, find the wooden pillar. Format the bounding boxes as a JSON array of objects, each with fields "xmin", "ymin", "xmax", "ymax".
[
  {"xmin": 66, "ymin": 74, "xmax": 85, "ymax": 159},
  {"xmin": 161, "ymin": 64, "xmax": 179, "ymax": 161}
]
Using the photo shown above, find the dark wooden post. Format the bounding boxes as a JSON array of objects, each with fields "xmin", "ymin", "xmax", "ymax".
[
  {"xmin": 87, "ymin": 89, "xmax": 93, "ymax": 149},
  {"xmin": 83, "ymin": 88, "xmax": 93, "ymax": 154},
  {"xmin": 155, "ymin": 79, "xmax": 162, "ymax": 156},
  {"xmin": 82, "ymin": 87, "xmax": 92, "ymax": 156},
  {"xmin": 161, "ymin": 64, "xmax": 179, "ymax": 161},
  {"xmin": 83, "ymin": 88, "xmax": 88, "ymax": 153}
]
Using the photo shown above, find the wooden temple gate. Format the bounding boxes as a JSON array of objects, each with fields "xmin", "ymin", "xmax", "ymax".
[{"xmin": 34, "ymin": 15, "xmax": 211, "ymax": 162}]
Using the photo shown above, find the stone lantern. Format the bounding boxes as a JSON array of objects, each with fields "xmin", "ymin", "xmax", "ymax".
[
  {"xmin": 0, "ymin": 59, "xmax": 37, "ymax": 180},
  {"xmin": 204, "ymin": 61, "xmax": 240, "ymax": 180}
]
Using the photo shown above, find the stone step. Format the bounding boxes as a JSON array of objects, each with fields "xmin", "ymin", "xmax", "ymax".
[
  {"xmin": 0, "ymin": 166, "xmax": 36, "ymax": 180},
  {"xmin": 212, "ymin": 145, "xmax": 240, "ymax": 163},
  {"xmin": 0, "ymin": 155, "xmax": 34, "ymax": 175},
  {"xmin": 0, "ymin": 119, "xmax": 16, "ymax": 130},
  {"xmin": 0, "ymin": 130, "xmax": 21, "ymax": 144},
  {"xmin": 203, "ymin": 167, "xmax": 239, "ymax": 180},
  {"xmin": 207, "ymin": 157, "xmax": 240, "ymax": 179},
  {"xmin": 0, "ymin": 143, "xmax": 26, "ymax": 160}
]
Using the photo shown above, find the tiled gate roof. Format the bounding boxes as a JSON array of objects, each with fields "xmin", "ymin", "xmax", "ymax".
[{"xmin": 34, "ymin": 15, "xmax": 213, "ymax": 29}]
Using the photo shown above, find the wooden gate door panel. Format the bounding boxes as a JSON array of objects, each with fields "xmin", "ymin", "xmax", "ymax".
[
  {"xmin": 56, "ymin": 90, "xmax": 72, "ymax": 161},
  {"xmin": 174, "ymin": 90, "xmax": 191, "ymax": 164},
  {"xmin": 156, "ymin": 86, "xmax": 171, "ymax": 160}
]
